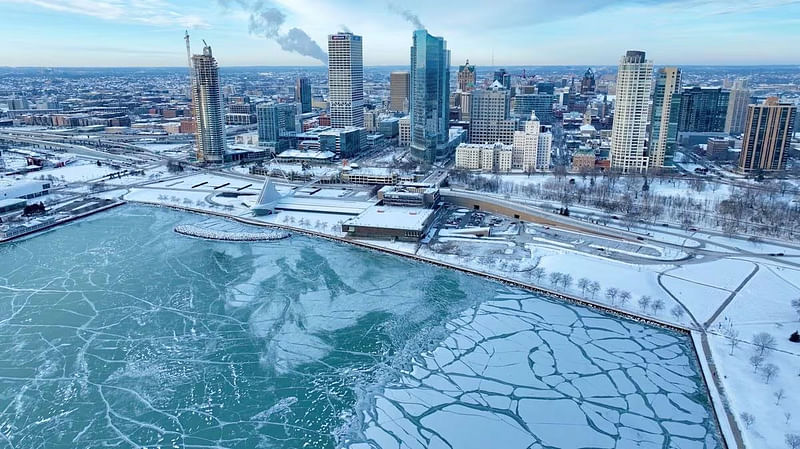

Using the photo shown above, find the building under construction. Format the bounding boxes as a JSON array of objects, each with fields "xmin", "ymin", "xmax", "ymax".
[{"xmin": 187, "ymin": 33, "xmax": 226, "ymax": 163}]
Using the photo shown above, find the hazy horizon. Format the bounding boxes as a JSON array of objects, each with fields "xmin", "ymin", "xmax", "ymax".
[{"xmin": 2, "ymin": 0, "xmax": 799, "ymax": 67}]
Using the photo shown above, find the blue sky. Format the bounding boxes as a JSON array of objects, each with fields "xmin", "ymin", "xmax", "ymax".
[{"xmin": 1, "ymin": 0, "xmax": 799, "ymax": 67}]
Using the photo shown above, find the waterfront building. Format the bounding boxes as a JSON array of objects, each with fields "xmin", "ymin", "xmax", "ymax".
[
  {"xmin": 191, "ymin": 43, "xmax": 226, "ymax": 163},
  {"xmin": 409, "ymin": 29, "xmax": 450, "ymax": 161}
]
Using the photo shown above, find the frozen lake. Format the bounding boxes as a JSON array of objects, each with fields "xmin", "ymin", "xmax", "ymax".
[{"xmin": 0, "ymin": 206, "xmax": 721, "ymax": 448}]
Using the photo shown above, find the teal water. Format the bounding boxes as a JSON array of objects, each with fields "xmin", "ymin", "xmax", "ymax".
[{"xmin": 0, "ymin": 206, "xmax": 721, "ymax": 449}]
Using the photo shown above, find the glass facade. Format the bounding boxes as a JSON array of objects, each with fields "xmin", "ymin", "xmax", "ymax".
[
  {"xmin": 677, "ymin": 87, "xmax": 730, "ymax": 133},
  {"xmin": 409, "ymin": 29, "xmax": 450, "ymax": 162}
]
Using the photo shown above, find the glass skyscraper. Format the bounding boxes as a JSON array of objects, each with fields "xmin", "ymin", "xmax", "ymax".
[
  {"xmin": 649, "ymin": 67, "xmax": 681, "ymax": 168},
  {"xmin": 295, "ymin": 77, "xmax": 311, "ymax": 114},
  {"xmin": 677, "ymin": 87, "xmax": 730, "ymax": 133},
  {"xmin": 409, "ymin": 29, "xmax": 450, "ymax": 162}
]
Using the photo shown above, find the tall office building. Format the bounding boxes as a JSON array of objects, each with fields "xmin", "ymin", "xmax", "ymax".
[
  {"xmin": 609, "ymin": 50, "xmax": 653, "ymax": 173},
  {"xmin": 469, "ymin": 81, "xmax": 515, "ymax": 145},
  {"xmin": 295, "ymin": 77, "xmax": 312, "ymax": 114},
  {"xmin": 725, "ymin": 79, "xmax": 751, "ymax": 135},
  {"xmin": 390, "ymin": 71, "xmax": 410, "ymax": 113},
  {"xmin": 327, "ymin": 32, "xmax": 364, "ymax": 128},
  {"xmin": 677, "ymin": 87, "xmax": 730, "ymax": 133},
  {"xmin": 409, "ymin": 29, "xmax": 450, "ymax": 161},
  {"xmin": 458, "ymin": 60, "xmax": 476, "ymax": 92},
  {"xmin": 580, "ymin": 68, "xmax": 596, "ymax": 95},
  {"xmin": 738, "ymin": 97, "xmax": 797, "ymax": 173},
  {"xmin": 191, "ymin": 43, "xmax": 226, "ymax": 163},
  {"xmin": 493, "ymin": 69, "xmax": 511, "ymax": 90},
  {"xmin": 512, "ymin": 112, "xmax": 540, "ymax": 171},
  {"xmin": 513, "ymin": 94, "xmax": 555, "ymax": 124},
  {"xmin": 649, "ymin": 67, "xmax": 682, "ymax": 168}
]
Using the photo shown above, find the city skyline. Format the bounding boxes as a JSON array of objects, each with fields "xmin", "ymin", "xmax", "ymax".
[{"xmin": 2, "ymin": 0, "xmax": 800, "ymax": 67}]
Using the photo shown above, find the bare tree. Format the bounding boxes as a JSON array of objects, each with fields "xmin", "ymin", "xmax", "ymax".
[
  {"xmin": 740, "ymin": 412, "xmax": 755, "ymax": 429},
  {"xmin": 578, "ymin": 278, "xmax": 590, "ymax": 296},
  {"xmin": 749, "ymin": 353, "xmax": 765, "ymax": 372},
  {"xmin": 531, "ymin": 267, "xmax": 546, "ymax": 284},
  {"xmin": 651, "ymin": 298, "xmax": 665, "ymax": 316},
  {"xmin": 549, "ymin": 272, "xmax": 563, "ymax": 288},
  {"xmin": 775, "ymin": 388, "xmax": 785, "ymax": 405},
  {"xmin": 785, "ymin": 412, "xmax": 792, "ymax": 425},
  {"xmin": 792, "ymin": 298, "xmax": 800, "ymax": 320},
  {"xmin": 670, "ymin": 305, "xmax": 685, "ymax": 321},
  {"xmin": 786, "ymin": 434, "xmax": 800, "ymax": 449},
  {"xmin": 618, "ymin": 291, "xmax": 631, "ymax": 308},
  {"xmin": 762, "ymin": 363, "xmax": 779, "ymax": 383},
  {"xmin": 561, "ymin": 274, "xmax": 573, "ymax": 291},
  {"xmin": 588, "ymin": 281, "xmax": 601, "ymax": 299},
  {"xmin": 753, "ymin": 332, "xmax": 777, "ymax": 357},
  {"xmin": 605, "ymin": 287, "xmax": 619, "ymax": 305},
  {"xmin": 638, "ymin": 295, "xmax": 652, "ymax": 313},
  {"xmin": 726, "ymin": 328, "xmax": 740, "ymax": 355}
]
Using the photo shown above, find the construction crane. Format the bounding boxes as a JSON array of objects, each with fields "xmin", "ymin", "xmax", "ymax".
[{"xmin": 184, "ymin": 30, "xmax": 194, "ymax": 82}]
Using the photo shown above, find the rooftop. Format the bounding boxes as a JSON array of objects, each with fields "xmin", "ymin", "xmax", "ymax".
[{"xmin": 344, "ymin": 205, "xmax": 434, "ymax": 231}]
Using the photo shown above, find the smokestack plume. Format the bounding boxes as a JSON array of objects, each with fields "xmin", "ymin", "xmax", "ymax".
[
  {"xmin": 388, "ymin": 3, "xmax": 424, "ymax": 29},
  {"xmin": 221, "ymin": 0, "xmax": 327, "ymax": 64}
]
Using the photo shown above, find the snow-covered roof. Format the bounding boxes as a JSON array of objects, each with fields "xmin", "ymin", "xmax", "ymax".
[{"xmin": 344, "ymin": 205, "xmax": 434, "ymax": 231}]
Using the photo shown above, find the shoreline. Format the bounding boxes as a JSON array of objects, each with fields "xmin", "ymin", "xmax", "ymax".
[{"xmin": 19, "ymin": 199, "xmax": 736, "ymax": 449}]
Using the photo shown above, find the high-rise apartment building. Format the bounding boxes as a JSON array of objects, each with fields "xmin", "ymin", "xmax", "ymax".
[
  {"xmin": 256, "ymin": 103, "xmax": 296, "ymax": 149},
  {"xmin": 327, "ymin": 32, "xmax": 364, "ymax": 128},
  {"xmin": 469, "ymin": 81, "xmax": 515, "ymax": 145},
  {"xmin": 677, "ymin": 87, "xmax": 730, "ymax": 133},
  {"xmin": 610, "ymin": 50, "xmax": 653, "ymax": 173},
  {"xmin": 738, "ymin": 97, "xmax": 797, "ymax": 173},
  {"xmin": 458, "ymin": 60, "xmax": 476, "ymax": 92},
  {"xmin": 410, "ymin": 29, "xmax": 450, "ymax": 161},
  {"xmin": 191, "ymin": 43, "xmax": 226, "ymax": 163},
  {"xmin": 295, "ymin": 77, "xmax": 312, "ymax": 114},
  {"xmin": 390, "ymin": 71, "xmax": 410, "ymax": 113},
  {"xmin": 649, "ymin": 67, "xmax": 682, "ymax": 168},
  {"xmin": 725, "ymin": 79, "xmax": 751, "ymax": 135}
]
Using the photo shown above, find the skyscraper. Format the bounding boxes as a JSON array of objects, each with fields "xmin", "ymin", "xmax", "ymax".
[
  {"xmin": 493, "ymin": 69, "xmax": 511, "ymax": 90},
  {"xmin": 738, "ymin": 97, "xmax": 797, "ymax": 173},
  {"xmin": 512, "ymin": 112, "xmax": 540, "ymax": 172},
  {"xmin": 469, "ymin": 81, "xmax": 515, "ymax": 145},
  {"xmin": 725, "ymin": 79, "xmax": 751, "ymax": 135},
  {"xmin": 191, "ymin": 43, "xmax": 226, "ymax": 163},
  {"xmin": 390, "ymin": 71, "xmax": 410, "ymax": 113},
  {"xmin": 257, "ymin": 103, "xmax": 296, "ymax": 150},
  {"xmin": 580, "ymin": 68, "xmax": 596, "ymax": 95},
  {"xmin": 409, "ymin": 29, "xmax": 450, "ymax": 162},
  {"xmin": 295, "ymin": 77, "xmax": 312, "ymax": 114},
  {"xmin": 610, "ymin": 50, "xmax": 653, "ymax": 173},
  {"xmin": 327, "ymin": 32, "xmax": 364, "ymax": 128},
  {"xmin": 677, "ymin": 87, "xmax": 730, "ymax": 133},
  {"xmin": 649, "ymin": 67, "xmax": 682, "ymax": 168},
  {"xmin": 458, "ymin": 59, "xmax": 476, "ymax": 92},
  {"xmin": 513, "ymin": 94, "xmax": 555, "ymax": 124}
]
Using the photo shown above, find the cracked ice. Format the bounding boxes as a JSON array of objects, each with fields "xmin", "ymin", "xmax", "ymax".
[{"xmin": 0, "ymin": 206, "xmax": 721, "ymax": 449}]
